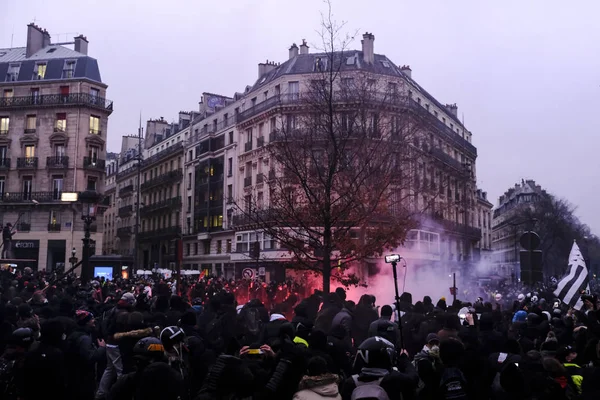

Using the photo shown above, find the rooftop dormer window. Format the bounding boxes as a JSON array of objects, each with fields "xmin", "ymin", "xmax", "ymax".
[
  {"xmin": 62, "ymin": 60, "xmax": 76, "ymax": 78},
  {"xmin": 6, "ymin": 63, "xmax": 20, "ymax": 82},
  {"xmin": 33, "ymin": 63, "xmax": 46, "ymax": 80}
]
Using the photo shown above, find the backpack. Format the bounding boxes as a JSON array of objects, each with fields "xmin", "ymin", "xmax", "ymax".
[
  {"xmin": 439, "ymin": 367, "xmax": 468, "ymax": 400},
  {"xmin": 351, "ymin": 375, "xmax": 391, "ymax": 400},
  {"xmin": 245, "ymin": 307, "xmax": 263, "ymax": 336},
  {"xmin": 205, "ymin": 314, "xmax": 224, "ymax": 351}
]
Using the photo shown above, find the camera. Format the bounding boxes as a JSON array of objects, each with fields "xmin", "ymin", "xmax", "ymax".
[{"xmin": 385, "ymin": 254, "xmax": 401, "ymax": 263}]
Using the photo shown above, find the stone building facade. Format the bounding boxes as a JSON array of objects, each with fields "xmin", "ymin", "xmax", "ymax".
[
  {"xmin": 491, "ymin": 180, "xmax": 546, "ymax": 280},
  {"xmin": 0, "ymin": 24, "xmax": 112, "ymax": 272}
]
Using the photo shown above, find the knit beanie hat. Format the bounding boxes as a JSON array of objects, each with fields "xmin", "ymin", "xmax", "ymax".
[{"xmin": 76, "ymin": 310, "xmax": 94, "ymax": 326}]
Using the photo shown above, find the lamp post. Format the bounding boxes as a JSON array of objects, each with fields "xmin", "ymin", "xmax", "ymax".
[{"xmin": 79, "ymin": 190, "xmax": 100, "ymax": 283}]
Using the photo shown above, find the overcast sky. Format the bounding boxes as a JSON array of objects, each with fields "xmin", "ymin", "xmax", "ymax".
[{"xmin": 3, "ymin": 0, "xmax": 599, "ymax": 233}]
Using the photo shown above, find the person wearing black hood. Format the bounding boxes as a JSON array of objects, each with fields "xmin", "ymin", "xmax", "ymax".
[
  {"xmin": 0, "ymin": 327, "xmax": 33, "ymax": 400},
  {"xmin": 341, "ymin": 336, "xmax": 418, "ymax": 400},
  {"xmin": 22, "ymin": 319, "xmax": 68, "ymax": 400},
  {"xmin": 66, "ymin": 310, "xmax": 106, "ymax": 400},
  {"xmin": 352, "ymin": 295, "xmax": 379, "ymax": 349},
  {"xmin": 314, "ymin": 293, "xmax": 343, "ymax": 334}
]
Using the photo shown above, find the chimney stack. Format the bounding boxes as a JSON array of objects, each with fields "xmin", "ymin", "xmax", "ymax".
[
  {"xmin": 26, "ymin": 23, "xmax": 45, "ymax": 57},
  {"xmin": 42, "ymin": 30, "xmax": 51, "ymax": 48},
  {"xmin": 400, "ymin": 65, "xmax": 412, "ymax": 79},
  {"xmin": 258, "ymin": 60, "xmax": 277, "ymax": 79},
  {"xmin": 445, "ymin": 103, "xmax": 458, "ymax": 117},
  {"xmin": 74, "ymin": 35, "xmax": 88, "ymax": 55},
  {"xmin": 361, "ymin": 32, "xmax": 375, "ymax": 64},
  {"xmin": 289, "ymin": 43, "xmax": 299, "ymax": 59},
  {"xmin": 299, "ymin": 39, "xmax": 309, "ymax": 55}
]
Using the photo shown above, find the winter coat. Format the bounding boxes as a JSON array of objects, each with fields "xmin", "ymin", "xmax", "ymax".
[
  {"xmin": 65, "ymin": 328, "xmax": 105, "ymax": 400},
  {"xmin": 293, "ymin": 374, "xmax": 342, "ymax": 400},
  {"xmin": 351, "ymin": 305, "xmax": 378, "ymax": 348},
  {"xmin": 368, "ymin": 318, "xmax": 400, "ymax": 347},
  {"xmin": 114, "ymin": 327, "xmax": 153, "ymax": 374},
  {"xmin": 340, "ymin": 355, "xmax": 419, "ymax": 400}
]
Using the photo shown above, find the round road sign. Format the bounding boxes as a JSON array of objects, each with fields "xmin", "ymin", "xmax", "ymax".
[{"xmin": 242, "ymin": 268, "xmax": 255, "ymax": 279}]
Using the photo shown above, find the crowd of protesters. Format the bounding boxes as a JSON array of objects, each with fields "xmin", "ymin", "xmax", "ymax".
[{"xmin": 1, "ymin": 267, "xmax": 600, "ymax": 400}]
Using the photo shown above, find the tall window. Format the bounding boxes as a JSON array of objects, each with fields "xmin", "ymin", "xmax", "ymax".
[
  {"xmin": 26, "ymin": 115, "xmax": 36, "ymax": 132},
  {"xmin": 0, "ymin": 146, "xmax": 7, "ymax": 165},
  {"xmin": 216, "ymin": 240, "xmax": 222, "ymax": 254},
  {"xmin": 49, "ymin": 210, "xmax": 61, "ymax": 227},
  {"xmin": 62, "ymin": 60, "xmax": 76, "ymax": 78},
  {"xmin": 25, "ymin": 145, "xmax": 35, "ymax": 159},
  {"xmin": 54, "ymin": 144, "xmax": 66, "ymax": 157},
  {"xmin": 0, "ymin": 177, "xmax": 5, "ymax": 197},
  {"xmin": 52, "ymin": 176, "xmax": 63, "ymax": 200},
  {"xmin": 22, "ymin": 176, "xmax": 32, "ymax": 200},
  {"xmin": 90, "ymin": 88, "xmax": 100, "ymax": 103},
  {"xmin": 288, "ymin": 81, "xmax": 299, "ymax": 100},
  {"xmin": 227, "ymin": 158, "xmax": 233, "ymax": 176},
  {"xmin": 34, "ymin": 63, "xmax": 46, "ymax": 79},
  {"xmin": 55, "ymin": 113, "xmax": 66, "ymax": 132},
  {"xmin": 89, "ymin": 146, "xmax": 99, "ymax": 162},
  {"xmin": 6, "ymin": 64, "xmax": 20, "ymax": 82},
  {"xmin": 227, "ymin": 184, "xmax": 232, "ymax": 202},
  {"xmin": 87, "ymin": 177, "xmax": 97, "ymax": 191},
  {"xmin": 226, "ymin": 239, "xmax": 232, "ymax": 253},
  {"xmin": 30, "ymin": 88, "xmax": 40, "ymax": 104},
  {"xmin": 89, "ymin": 116, "xmax": 100, "ymax": 135},
  {"xmin": 228, "ymin": 131, "xmax": 233, "ymax": 144},
  {"xmin": 0, "ymin": 117, "xmax": 9, "ymax": 134}
]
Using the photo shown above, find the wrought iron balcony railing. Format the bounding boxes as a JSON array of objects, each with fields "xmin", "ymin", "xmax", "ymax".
[
  {"xmin": 119, "ymin": 184, "xmax": 134, "ymax": 196},
  {"xmin": 256, "ymin": 136, "xmax": 265, "ymax": 147},
  {"xmin": 256, "ymin": 173, "xmax": 264, "ymax": 184},
  {"xmin": 83, "ymin": 157, "xmax": 105, "ymax": 170},
  {"xmin": 116, "ymin": 227, "xmax": 132, "ymax": 238},
  {"xmin": 0, "ymin": 191, "xmax": 63, "ymax": 203},
  {"xmin": 0, "ymin": 158, "xmax": 9, "ymax": 169},
  {"xmin": 244, "ymin": 176, "xmax": 252, "ymax": 187},
  {"xmin": 46, "ymin": 156, "xmax": 69, "ymax": 169},
  {"xmin": 140, "ymin": 197, "xmax": 182, "ymax": 216},
  {"xmin": 118, "ymin": 205, "xmax": 134, "ymax": 217},
  {"xmin": 138, "ymin": 225, "xmax": 181, "ymax": 241},
  {"xmin": 141, "ymin": 169, "xmax": 183, "ymax": 191},
  {"xmin": 0, "ymin": 93, "xmax": 114, "ymax": 114},
  {"xmin": 142, "ymin": 142, "xmax": 183, "ymax": 167},
  {"xmin": 17, "ymin": 157, "xmax": 38, "ymax": 169},
  {"xmin": 48, "ymin": 223, "xmax": 61, "ymax": 232},
  {"xmin": 244, "ymin": 141, "xmax": 253, "ymax": 152}
]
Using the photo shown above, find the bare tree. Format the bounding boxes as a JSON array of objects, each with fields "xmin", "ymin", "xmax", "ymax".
[{"xmin": 235, "ymin": 3, "xmax": 448, "ymax": 292}]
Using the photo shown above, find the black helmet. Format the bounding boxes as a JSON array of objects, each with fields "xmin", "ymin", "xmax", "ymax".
[
  {"xmin": 160, "ymin": 326, "xmax": 185, "ymax": 349},
  {"xmin": 11, "ymin": 327, "xmax": 35, "ymax": 348},
  {"xmin": 355, "ymin": 336, "xmax": 396, "ymax": 369},
  {"xmin": 134, "ymin": 337, "xmax": 165, "ymax": 360}
]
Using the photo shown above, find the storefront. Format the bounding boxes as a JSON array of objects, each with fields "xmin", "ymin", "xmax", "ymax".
[{"xmin": 12, "ymin": 240, "xmax": 40, "ymax": 270}]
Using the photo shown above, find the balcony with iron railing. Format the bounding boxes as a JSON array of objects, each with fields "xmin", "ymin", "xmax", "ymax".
[
  {"xmin": 48, "ymin": 223, "xmax": 61, "ymax": 232},
  {"xmin": 256, "ymin": 136, "xmax": 265, "ymax": 147},
  {"xmin": 83, "ymin": 157, "xmax": 105, "ymax": 171},
  {"xmin": 17, "ymin": 157, "xmax": 38, "ymax": 169},
  {"xmin": 138, "ymin": 225, "xmax": 181, "ymax": 241},
  {"xmin": 16, "ymin": 223, "xmax": 31, "ymax": 232},
  {"xmin": 244, "ymin": 141, "xmax": 253, "ymax": 152},
  {"xmin": 142, "ymin": 142, "xmax": 183, "ymax": 167},
  {"xmin": 256, "ymin": 173, "xmax": 265, "ymax": 184},
  {"xmin": 46, "ymin": 156, "xmax": 69, "ymax": 169},
  {"xmin": 118, "ymin": 205, "xmax": 134, "ymax": 218},
  {"xmin": 244, "ymin": 176, "xmax": 252, "ymax": 187},
  {"xmin": 117, "ymin": 227, "xmax": 132, "ymax": 238},
  {"xmin": 140, "ymin": 197, "xmax": 182, "ymax": 216},
  {"xmin": 236, "ymin": 94, "xmax": 302, "ymax": 124},
  {"xmin": 0, "ymin": 191, "xmax": 62, "ymax": 203},
  {"xmin": 0, "ymin": 92, "xmax": 114, "ymax": 114},
  {"xmin": 24, "ymin": 128, "xmax": 36, "ymax": 134},
  {"xmin": 141, "ymin": 169, "xmax": 183, "ymax": 191},
  {"xmin": 0, "ymin": 158, "xmax": 10, "ymax": 169},
  {"xmin": 119, "ymin": 184, "xmax": 134, "ymax": 197}
]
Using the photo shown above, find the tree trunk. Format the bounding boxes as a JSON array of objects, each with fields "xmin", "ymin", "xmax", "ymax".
[{"xmin": 322, "ymin": 225, "xmax": 332, "ymax": 293}]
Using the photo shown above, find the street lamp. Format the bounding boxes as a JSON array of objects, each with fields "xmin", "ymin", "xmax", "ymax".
[{"xmin": 79, "ymin": 190, "xmax": 100, "ymax": 282}]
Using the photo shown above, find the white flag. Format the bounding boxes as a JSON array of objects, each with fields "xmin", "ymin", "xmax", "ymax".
[{"xmin": 553, "ymin": 241, "xmax": 590, "ymax": 310}]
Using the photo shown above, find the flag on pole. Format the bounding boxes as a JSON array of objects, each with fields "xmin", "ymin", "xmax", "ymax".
[{"xmin": 553, "ymin": 241, "xmax": 590, "ymax": 310}]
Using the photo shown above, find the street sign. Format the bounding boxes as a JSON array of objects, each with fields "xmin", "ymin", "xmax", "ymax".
[
  {"xmin": 258, "ymin": 267, "xmax": 266, "ymax": 276},
  {"xmin": 242, "ymin": 268, "xmax": 255, "ymax": 279}
]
